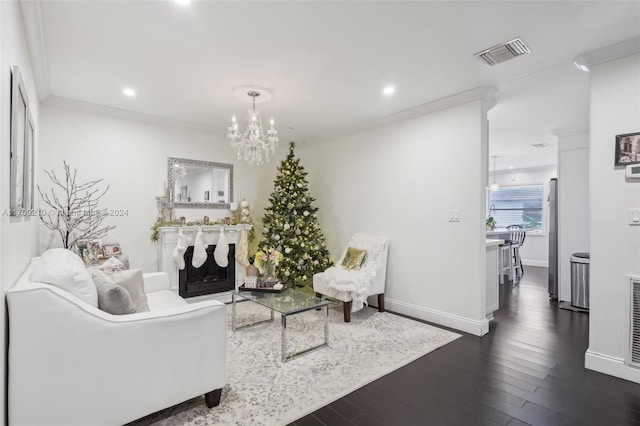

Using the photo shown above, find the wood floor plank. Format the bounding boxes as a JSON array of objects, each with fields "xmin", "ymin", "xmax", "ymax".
[
  {"xmin": 311, "ymin": 406, "xmax": 351, "ymax": 426},
  {"xmin": 326, "ymin": 398, "xmax": 362, "ymax": 422}
]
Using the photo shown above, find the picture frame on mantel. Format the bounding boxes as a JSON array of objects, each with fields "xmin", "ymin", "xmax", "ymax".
[
  {"xmin": 10, "ymin": 66, "xmax": 29, "ymax": 214},
  {"xmin": 615, "ymin": 131, "xmax": 640, "ymax": 166}
]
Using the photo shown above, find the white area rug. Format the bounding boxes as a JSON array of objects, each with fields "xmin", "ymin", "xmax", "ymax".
[{"xmin": 131, "ymin": 301, "xmax": 460, "ymax": 426}]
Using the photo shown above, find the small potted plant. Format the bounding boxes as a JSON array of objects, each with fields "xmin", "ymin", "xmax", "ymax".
[{"xmin": 486, "ymin": 216, "xmax": 496, "ymax": 230}]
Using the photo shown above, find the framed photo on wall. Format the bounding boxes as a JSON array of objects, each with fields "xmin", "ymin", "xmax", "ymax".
[
  {"xmin": 615, "ymin": 132, "xmax": 640, "ymax": 166},
  {"xmin": 10, "ymin": 66, "xmax": 29, "ymax": 214}
]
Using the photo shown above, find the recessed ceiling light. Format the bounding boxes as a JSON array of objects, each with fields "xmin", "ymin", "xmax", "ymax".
[
  {"xmin": 574, "ymin": 57, "xmax": 589, "ymax": 72},
  {"xmin": 174, "ymin": 0, "xmax": 191, "ymax": 5},
  {"xmin": 509, "ymin": 166, "xmax": 514, "ymax": 170},
  {"xmin": 383, "ymin": 86, "xmax": 395, "ymax": 95},
  {"xmin": 122, "ymin": 88, "xmax": 136, "ymax": 97}
]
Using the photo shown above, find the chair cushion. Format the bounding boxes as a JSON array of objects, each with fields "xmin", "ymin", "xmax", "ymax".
[
  {"xmin": 341, "ymin": 247, "xmax": 367, "ymax": 270},
  {"xmin": 146, "ymin": 290, "xmax": 188, "ymax": 311},
  {"xmin": 93, "ymin": 279, "xmax": 138, "ymax": 315},
  {"xmin": 30, "ymin": 248, "xmax": 98, "ymax": 307},
  {"xmin": 90, "ymin": 269, "xmax": 149, "ymax": 312},
  {"xmin": 313, "ymin": 272, "xmax": 353, "ymax": 302}
]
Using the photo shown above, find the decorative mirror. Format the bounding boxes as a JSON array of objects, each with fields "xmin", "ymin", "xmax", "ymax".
[{"xmin": 167, "ymin": 157, "xmax": 233, "ymax": 209}]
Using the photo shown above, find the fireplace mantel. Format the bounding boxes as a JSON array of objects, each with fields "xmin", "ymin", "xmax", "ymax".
[{"xmin": 156, "ymin": 224, "xmax": 252, "ymax": 296}]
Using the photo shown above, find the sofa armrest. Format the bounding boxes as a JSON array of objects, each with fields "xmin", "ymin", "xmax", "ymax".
[
  {"xmin": 7, "ymin": 286, "xmax": 227, "ymax": 426},
  {"xmin": 142, "ymin": 271, "xmax": 170, "ymax": 293}
]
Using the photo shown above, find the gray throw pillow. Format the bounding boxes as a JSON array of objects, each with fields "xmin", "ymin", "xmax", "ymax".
[
  {"xmin": 93, "ymin": 279, "xmax": 138, "ymax": 315},
  {"xmin": 90, "ymin": 269, "xmax": 149, "ymax": 313}
]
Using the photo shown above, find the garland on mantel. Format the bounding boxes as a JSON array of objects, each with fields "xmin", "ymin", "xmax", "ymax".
[{"xmin": 150, "ymin": 219, "xmax": 254, "ymax": 243}]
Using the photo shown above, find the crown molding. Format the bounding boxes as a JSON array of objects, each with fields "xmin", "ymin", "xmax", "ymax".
[
  {"xmin": 575, "ymin": 37, "xmax": 640, "ymax": 70},
  {"xmin": 553, "ymin": 128, "xmax": 589, "ymax": 151},
  {"xmin": 44, "ymin": 96, "xmax": 217, "ymax": 132},
  {"xmin": 304, "ymin": 86, "xmax": 497, "ymax": 145},
  {"xmin": 19, "ymin": 0, "xmax": 51, "ymax": 101}
]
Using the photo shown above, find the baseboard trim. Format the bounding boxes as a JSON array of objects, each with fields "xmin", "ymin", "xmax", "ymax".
[
  {"xmin": 386, "ymin": 298, "xmax": 490, "ymax": 336},
  {"xmin": 522, "ymin": 259, "xmax": 548, "ymax": 268},
  {"xmin": 585, "ymin": 349, "xmax": 640, "ymax": 384}
]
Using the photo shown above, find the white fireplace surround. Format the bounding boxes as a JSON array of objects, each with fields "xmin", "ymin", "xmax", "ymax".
[{"xmin": 156, "ymin": 225, "xmax": 252, "ymax": 301}]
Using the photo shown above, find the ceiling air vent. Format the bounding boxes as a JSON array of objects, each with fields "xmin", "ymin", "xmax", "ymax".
[{"xmin": 475, "ymin": 38, "xmax": 531, "ymax": 66}]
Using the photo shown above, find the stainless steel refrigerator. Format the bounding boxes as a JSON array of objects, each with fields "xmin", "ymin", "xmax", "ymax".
[{"xmin": 548, "ymin": 178, "xmax": 558, "ymax": 299}]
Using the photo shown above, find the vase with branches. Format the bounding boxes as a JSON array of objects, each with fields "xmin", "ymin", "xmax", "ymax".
[{"xmin": 38, "ymin": 161, "xmax": 116, "ymax": 249}]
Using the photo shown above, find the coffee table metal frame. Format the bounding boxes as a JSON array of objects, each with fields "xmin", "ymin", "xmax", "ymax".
[{"xmin": 231, "ymin": 288, "xmax": 330, "ymax": 362}]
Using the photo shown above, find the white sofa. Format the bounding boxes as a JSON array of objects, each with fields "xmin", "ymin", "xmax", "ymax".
[{"xmin": 7, "ymin": 257, "xmax": 227, "ymax": 426}]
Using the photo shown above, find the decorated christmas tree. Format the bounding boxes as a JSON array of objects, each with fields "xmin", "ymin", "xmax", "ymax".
[{"xmin": 261, "ymin": 142, "xmax": 333, "ymax": 285}]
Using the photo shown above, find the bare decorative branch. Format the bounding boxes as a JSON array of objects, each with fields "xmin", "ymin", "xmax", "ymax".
[{"xmin": 37, "ymin": 161, "xmax": 116, "ymax": 249}]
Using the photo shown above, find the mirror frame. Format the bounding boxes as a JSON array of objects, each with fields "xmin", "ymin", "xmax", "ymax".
[{"xmin": 167, "ymin": 157, "xmax": 233, "ymax": 209}]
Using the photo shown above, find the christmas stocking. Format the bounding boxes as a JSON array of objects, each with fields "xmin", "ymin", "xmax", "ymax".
[
  {"xmin": 192, "ymin": 227, "xmax": 207, "ymax": 268},
  {"xmin": 214, "ymin": 226, "xmax": 229, "ymax": 267},
  {"xmin": 173, "ymin": 229, "xmax": 192, "ymax": 270},
  {"xmin": 235, "ymin": 227, "xmax": 249, "ymax": 268}
]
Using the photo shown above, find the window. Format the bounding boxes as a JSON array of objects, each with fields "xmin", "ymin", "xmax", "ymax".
[{"xmin": 487, "ymin": 184, "xmax": 544, "ymax": 231}]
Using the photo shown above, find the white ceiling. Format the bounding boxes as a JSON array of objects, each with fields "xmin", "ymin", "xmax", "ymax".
[{"xmin": 25, "ymin": 1, "xmax": 640, "ymax": 170}]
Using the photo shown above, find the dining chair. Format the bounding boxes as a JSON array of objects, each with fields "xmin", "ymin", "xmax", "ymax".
[{"xmin": 506, "ymin": 225, "xmax": 526, "ymax": 279}]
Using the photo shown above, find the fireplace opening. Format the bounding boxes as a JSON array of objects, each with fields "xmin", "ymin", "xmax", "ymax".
[{"xmin": 179, "ymin": 244, "xmax": 235, "ymax": 298}]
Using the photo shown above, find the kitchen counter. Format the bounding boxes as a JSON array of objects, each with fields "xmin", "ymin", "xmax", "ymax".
[
  {"xmin": 485, "ymin": 239, "xmax": 504, "ymax": 323},
  {"xmin": 486, "ymin": 228, "xmax": 535, "ymax": 237}
]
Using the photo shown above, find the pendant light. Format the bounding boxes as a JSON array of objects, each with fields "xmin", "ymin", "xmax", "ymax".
[{"xmin": 490, "ymin": 155, "xmax": 500, "ymax": 192}]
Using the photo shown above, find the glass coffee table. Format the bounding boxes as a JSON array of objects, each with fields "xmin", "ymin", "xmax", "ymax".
[{"xmin": 231, "ymin": 287, "xmax": 330, "ymax": 362}]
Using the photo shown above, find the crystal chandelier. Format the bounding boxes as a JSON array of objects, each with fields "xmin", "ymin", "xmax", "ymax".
[{"xmin": 227, "ymin": 90, "xmax": 279, "ymax": 165}]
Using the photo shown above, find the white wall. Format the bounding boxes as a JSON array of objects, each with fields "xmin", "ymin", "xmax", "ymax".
[
  {"xmin": 493, "ymin": 165, "xmax": 556, "ymax": 267},
  {"xmin": 586, "ymin": 52, "xmax": 640, "ymax": 382},
  {"xmin": 557, "ymin": 132, "xmax": 589, "ymax": 302},
  {"xmin": 1, "ymin": 0, "xmax": 41, "ymax": 421},
  {"xmin": 300, "ymin": 95, "xmax": 492, "ymax": 336},
  {"xmin": 38, "ymin": 104, "xmax": 272, "ymax": 272}
]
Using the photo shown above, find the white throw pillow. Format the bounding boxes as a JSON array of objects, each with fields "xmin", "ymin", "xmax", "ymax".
[
  {"xmin": 96, "ymin": 256, "xmax": 127, "ymax": 272},
  {"xmin": 30, "ymin": 248, "xmax": 98, "ymax": 307}
]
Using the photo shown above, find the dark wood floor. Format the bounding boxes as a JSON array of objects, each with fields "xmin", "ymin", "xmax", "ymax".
[{"xmin": 291, "ymin": 267, "xmax": 640, "ymax": 426}]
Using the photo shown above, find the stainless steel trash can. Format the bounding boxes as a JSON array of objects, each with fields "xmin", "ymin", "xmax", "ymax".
[{"xmin": 570, "ymin": 252, "xmax": 590, "ymax": 310}]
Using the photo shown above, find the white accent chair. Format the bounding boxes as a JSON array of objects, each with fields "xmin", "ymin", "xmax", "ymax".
[
  {"xmin": 313, "ymin": 233, "xmax": 389, "ymax": 322},
  {"xmin": 7, "ymin": 258, "xmax": 227, "ymax": 426}
]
